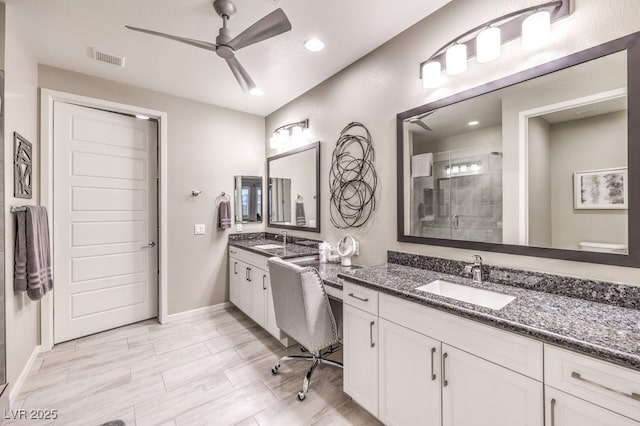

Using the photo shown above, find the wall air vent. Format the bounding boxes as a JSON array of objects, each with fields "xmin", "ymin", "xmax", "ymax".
[{"xmin": 91, "ymin": 48, "xmax": 126, "ymax": 67}]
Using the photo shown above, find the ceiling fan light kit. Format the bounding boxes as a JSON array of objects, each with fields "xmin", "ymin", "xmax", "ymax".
[{"xmin": 126, "ymin": 0, "xmax": 292, "ymax": 94}]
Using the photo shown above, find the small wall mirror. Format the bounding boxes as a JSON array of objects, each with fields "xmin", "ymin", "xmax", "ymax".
[
  {"xmin": 234, "ymin": 175, "xmax": 263, "ymax": 223},
  {"xmin": 397, "ymin": 32, "xmax": 640, "ymax": 267},
  {"xmin": 267, "ymin": 142, "xmax": 320, "ymax": 232}
]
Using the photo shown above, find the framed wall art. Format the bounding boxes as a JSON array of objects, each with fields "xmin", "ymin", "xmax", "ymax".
[
  {"xmin": 14, "ymin": 132, "xmax": 32, "ymax": 199},
  {"xmin": 574, "ymin": 167, "xmax": 627, "ymax": 210}
]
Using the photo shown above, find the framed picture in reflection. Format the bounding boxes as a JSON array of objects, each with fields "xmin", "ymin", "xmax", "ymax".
[{"xmin": 574, "ymin": 167, "xmax": 627, "ymax": 210}]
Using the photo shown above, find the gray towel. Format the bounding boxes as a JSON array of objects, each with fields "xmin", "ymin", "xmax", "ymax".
[
  {"xmin": 15, "ymin": 206, "xmax": 53, "ymax": 301},
  {"xmin": 218, "ymin": 200, "xmax": 232, "ymax": 230},
  {"xmin": 295, "ymin": 200, "xmax": 306, "ymax": 226}
]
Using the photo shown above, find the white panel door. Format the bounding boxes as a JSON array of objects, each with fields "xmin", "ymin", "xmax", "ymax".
[
  {"xmin": 53, "ymin": 102, "xmax": 158, "ymax": 343},
  {"xmin": 442, "ymin": 344, "xmax": 543, "ymax": 426},
  {"xmin": 545, "ymin": 387, "xmax": 640, "ymax": 426},
  {"xmin": 379, "ymin": 318, "xmax": 441, "ymax": 426}
]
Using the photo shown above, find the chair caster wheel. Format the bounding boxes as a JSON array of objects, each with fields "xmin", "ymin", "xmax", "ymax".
[
  {"xmin": 297, "ymin": 391, "xmax": 306, "ymax": 401},
  {"xmin": 271, "ymin": 366, "xmax": 279, "ymax": 375}
]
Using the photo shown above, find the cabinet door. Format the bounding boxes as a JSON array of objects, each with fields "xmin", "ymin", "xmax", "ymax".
[
  {"xmin": 379, "ymin": 318, "xmax": 441, "ymax": 426},
  {"xmin": 442, "ymin": 344, "xmax": 543, "ymax": 426},
  {"xmin": 264, "ymin": 273, "xmax": 281, "ymax": 338},
  {"xmin": 229, "ymin": 256, "xmax": 241, "ymax": 308},
  {"xmin": 249, "ymin": 268, "xmax": 267, "ymax": 327},
  {"xmin": 545, "ymin": 386, "xmax": 639, "ymax": 426},
  {"xmin": 343, "ymin": 304, "xmax": 378, "ymax": 417}
]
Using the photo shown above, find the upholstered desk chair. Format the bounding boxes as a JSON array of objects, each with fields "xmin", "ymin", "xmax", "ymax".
[{"xmin": 267, "ymin": 257, "xmax": 343, "ymax": 401}]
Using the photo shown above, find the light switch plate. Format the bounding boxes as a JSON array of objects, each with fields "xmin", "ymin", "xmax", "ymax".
[
  {"xmin": 194, "ymin": 224, "xmax": 205, "ymax": 235},
  {"xmin": 236, "ymin": 223, "xmax": 243, "ymax": 232}
]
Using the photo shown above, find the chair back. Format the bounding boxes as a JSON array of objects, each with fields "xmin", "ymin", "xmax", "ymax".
[{"xmin": 267, "ymin": 257, "xmax": 339, "ymax": 353}]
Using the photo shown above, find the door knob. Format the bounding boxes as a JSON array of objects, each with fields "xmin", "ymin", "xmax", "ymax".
[{"xmin": 142, "ymin": 242, "xmax": 156, "ymax": 249}]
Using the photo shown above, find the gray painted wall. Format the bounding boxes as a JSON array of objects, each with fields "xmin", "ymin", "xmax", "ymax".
[
  {"xmin": 265, "ymin": 0, "xmax": 640, "ymax": 285},
  {"xmin": 38, "ymin": 65, "xmax": 266, "ymax": 315},
  {"xmin": 528, "ymin": 117, "xmax": 552, "ymax": 247},
  {"xmin": 4, "ymin": 2, "xmax": 40, "ymax": 391},
  {"xmin": 549, "ymin": 110, "xmax": 627, "ymax": 250}
]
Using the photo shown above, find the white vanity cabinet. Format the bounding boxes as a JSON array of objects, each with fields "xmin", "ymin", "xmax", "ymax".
[
  {"xmin": 343, "ymin": 281, "xmax": 381, "ymax": 416},
  {"xmin": 378, "ymin": 318, "xmax": 441, "ymax": 426},
  {"xmin": 544, "ymin": 346, "xmax": 640, "ymax": 425},
  {"xmin": 343, "ymin": 285, "xmax": 545, "ymax": 426},
  {"xmin": 228, "ymin": 247, "xmax": 285, "ymax": 343}
]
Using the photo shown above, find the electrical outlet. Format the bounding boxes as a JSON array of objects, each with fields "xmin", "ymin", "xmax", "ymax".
[{"xmin": 194, "ymin": 224, "xmax": 205, "ymax": 235}]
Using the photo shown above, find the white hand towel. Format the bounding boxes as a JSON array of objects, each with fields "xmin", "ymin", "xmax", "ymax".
[{"xmin": 412, "ymin": 153, "xmax": 433, "ymax": 177}]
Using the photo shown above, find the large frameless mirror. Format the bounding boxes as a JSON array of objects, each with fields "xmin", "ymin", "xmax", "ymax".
[
  {"xmin": 397, "ymin": 32, "xmax": 640, "ymax": 267},
  {"xmin": 267, "ymin": 142, "xmax": 320, "ymax": 232}
]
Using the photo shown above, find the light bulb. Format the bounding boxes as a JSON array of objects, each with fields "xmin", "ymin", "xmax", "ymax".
[
  {"xmin": 291, "ymin": 126, "xmax": 303, "ymax": 145},
  {"xmin": 446, "ymin": 44, "xmax": 467, "ymax": 76},
  {"xmin": 421, "ymin": 61, "xmax": 442, "ymax": 88},
  {"xmin": 304, "ymin": 38, "xmax": 325, "ymax": 52},
  {"xmin": 302, "ymin": 128, "xmax": 311, "ymax": 142},
  {"xmin": 476, "ymin": 27, "xmax": 501, "ymax": 63},
  {"xmin": 522, "ymin": 11, "xmax": 551, "ymax": 50}
]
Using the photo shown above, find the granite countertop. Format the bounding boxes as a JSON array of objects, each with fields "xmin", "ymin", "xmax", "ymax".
[
  {"xmin": 229, "ymin": 237, "xmax": 319, "ymax": 259},
  {"xmin": 338, "ymin": 263, "xmax": 640, "ymax": 371}
]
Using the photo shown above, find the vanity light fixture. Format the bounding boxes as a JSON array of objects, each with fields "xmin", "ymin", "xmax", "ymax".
[
  {"xmin": 304, "ymin": 38, "xmax": 325, "ymax": 52},
  {"xmin": 419, "ymin": 0, "xmax": 570, "ymax": 88},
  {"xmin": 270, "ymin": 119, "xmax": 311, "ymax": 150}
]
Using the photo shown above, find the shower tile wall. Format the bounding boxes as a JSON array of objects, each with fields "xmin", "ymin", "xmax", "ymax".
[{"xmin": 415, "ymin": 153, "xmax": 502, "ymax": 243}]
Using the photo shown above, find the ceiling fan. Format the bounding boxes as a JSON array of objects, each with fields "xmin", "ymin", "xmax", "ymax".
[
  {"xmin": 409, "ymin": 111, "xmax": 435, "ymax": 131},
  {"xmin": 126, "ymin": 0, "xmax": 292, "ymax": 94}
]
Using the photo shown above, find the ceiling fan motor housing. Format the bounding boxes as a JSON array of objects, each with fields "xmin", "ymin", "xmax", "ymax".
[{"xmin": 213, "ymin": 0, "xmax": 237, "ymax": 19}]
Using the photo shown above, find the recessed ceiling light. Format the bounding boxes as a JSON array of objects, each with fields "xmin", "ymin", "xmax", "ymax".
[
  {"xmin": 135, "ymin": 114, "xmax": 150, "ymax": 120},
  {"xmin": 468, "ymin": 120, "xmax": 479, "ymax": 126},
  {"xmin": 249, "ymin": 88, "xmax": 264, "ymax": 96},
  {"xmin": 304, "ymin": 38, "xmax": 325, "ymax": 52}
]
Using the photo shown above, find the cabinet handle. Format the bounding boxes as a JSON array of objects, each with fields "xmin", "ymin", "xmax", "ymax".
[
  {"xmin": 571, "ymin": 371, "xmax": 640, "ymax": 401},
  {"xmin": 442, "ymin": 352, "xmax": 448, "ymax": 387},
  {"xmin": 234, "ymin": 261, "xmax": 238, "ymax": 275},
  {"xmin": 348, "ymin": 293, "xmax": 369, "ymax": 302},
  {"xmin": 550, "ymin": 398, "xmax": 556, "ymax": 426},
  {"xmin": 247, "ymin": 268, "xmax": 252, "ymax": 282},
  {"xmin": 263, "ymin": 275, "xmax": 267, "ymax": 290},
  {"xmin": 369, "ymin": 321, "xmax": 375, "ymax": 348},
  {"xmin": 430, "ymin": 347, "xmax": 436, "ymax": 381}
]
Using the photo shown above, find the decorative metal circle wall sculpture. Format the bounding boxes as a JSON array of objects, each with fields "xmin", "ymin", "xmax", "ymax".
[{"xmin": 329, "ymin": 122, "xmax": 377, "ymax": 228}]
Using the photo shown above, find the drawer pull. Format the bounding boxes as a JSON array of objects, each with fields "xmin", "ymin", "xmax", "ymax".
[
  {"xmin": 550, "ymin": 398, "xmax": 556, "ymax": 426},
  {"xmin": 571, "ymin": 371, "xmax": 640, "ymax": 401},
  {"xmin": 369, "ymin": 321, "xmax": 375, "ymax": 348},
  {"xmin": 348, "ymin": 293, "xmax": 369, "ymax": 302},
  {"xmin": 263, "ymin": 275, "xmax": 267, "ymax": 290},
  {"xmin": 430, "ymin": 347, "xmax": 436, "ymax": 381},
  {"xmin": 234, "ymin": 261, "xmax": 238, "ymax": 275},
  {"xmin": 442, "ymin": 352, "xmax": 448, "ymax": 387}
]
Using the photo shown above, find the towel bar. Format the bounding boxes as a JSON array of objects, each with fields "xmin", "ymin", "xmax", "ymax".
[{"xmin": 10, "ymin": 206, "xmax": 27, "ymax": 213}]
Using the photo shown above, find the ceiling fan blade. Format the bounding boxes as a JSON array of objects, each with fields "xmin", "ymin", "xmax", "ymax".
[
  {"xmin": 409, "ymin": 118, "xmax": 433, "ymax": 132},
  {"xmin": 125, "ymin": 25, "xmax": 218, "ymax": 52},
  {"xmin": 225, "ymin": 56, "xmax": 256, "ymax": 92},
  {"xmin": 227, "ymin": 9, "xmax": 292, "ymax": 51}
]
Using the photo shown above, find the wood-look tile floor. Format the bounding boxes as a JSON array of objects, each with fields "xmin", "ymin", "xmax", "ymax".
[{"xmin": 8, "ymin": 307, "xmax": 381, "ymax": 426}]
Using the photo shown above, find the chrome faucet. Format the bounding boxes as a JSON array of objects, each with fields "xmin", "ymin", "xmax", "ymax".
[
  {"xmin": 463, "ymin": 255, "xmax": 483, "ymax": 284},
  {"xmin": 282, "ymin": 231, "xmax": 287, "ymax": 247}
]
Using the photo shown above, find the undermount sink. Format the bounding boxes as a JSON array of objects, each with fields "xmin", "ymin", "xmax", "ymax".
[
  {"xmin": 253, "ymin": 244, "xmax": 284, "ymax": 250},
  {"xmin": 416, "ymin": 280, "xmax": 516, "ymax": 310}
]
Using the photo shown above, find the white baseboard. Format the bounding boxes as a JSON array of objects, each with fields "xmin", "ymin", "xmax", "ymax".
[
  {"xmin": 164, "ymin": 302, "xmax": 232, "ymax": 323},
  {"xmin": 10, "ymin": 345, "xmax": 42, "ymax": 407}
]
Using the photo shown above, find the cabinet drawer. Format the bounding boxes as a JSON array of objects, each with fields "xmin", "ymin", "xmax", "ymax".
[
  {"xmin": 379, "ymin": 293, "xmax": 542, "ymax": 380},
  {"xmin": 236, "ymin": 247, "xmax": 269, "ymax": 270},
  {"xmin": 545, "ymin": 345, "xmax": 640, "ymax": 422},
  {"xmin": 343, "ymin": 281, "xmax": 379, "ymax": 315}
]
